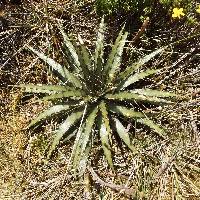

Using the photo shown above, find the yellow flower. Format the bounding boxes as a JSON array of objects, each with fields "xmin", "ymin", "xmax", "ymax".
[
  {"xmin": 172, "ymin": 8, "xmax": 185, "ymax": 19},
  {"xmin": 197, "ymin": 5, "xmax": 200, "ymax": 14}
]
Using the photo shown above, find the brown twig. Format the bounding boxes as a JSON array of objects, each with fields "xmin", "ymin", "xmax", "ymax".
[
  {"xmin": 88, "ymin": 167, "xmax": 135, "ymax": 196},
  {"xmin": 131, "ymin": 17, "xmax": 150, "ymax": 45}
]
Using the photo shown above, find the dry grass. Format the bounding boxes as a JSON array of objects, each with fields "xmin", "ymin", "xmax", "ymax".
[{"xmin": 0, "ymin": 0, "xmax": 200, "ymax": 199}]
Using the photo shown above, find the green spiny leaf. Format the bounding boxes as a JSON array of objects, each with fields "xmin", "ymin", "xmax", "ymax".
[
  {"xmin": 79, "ymin": 141, "xmax": 91, "ymax": 175},
  {"xmin": 47, "ymin": 110, "xmax": 84, "ymax": 158},
  {"xmin": 99, "ymin": 102, "xmax": 112, "ymax": 142},
  {"xmin": 104, "ymin": 26, "xmax": 126, "ymax": 77},
  {"xmin": 117, "ymin": 69, "xmax": 159, "ymax": 90},
  {"xmin": 114, "ymin": 118, "xmax": 135, "ymax": 152},
  {"xmin": 80, "ymin": 107, "xmax": 98, "ymax": 157},
  {"xmin": 137, "ymin": 118, "xmax": 166, "ymax": 139},
  {"xmin": 69, "ymin": 104, "xmax": 88, "ymax": 172},
  {"xmin": 114, "ymin": 25, "xmax": 126, "ymax": 45},
  {"xmin": 70, "ymin": 125, "xmax": 84, "ymax": 171},
  {"xmin": 95, "ymin": 17, "xmax": 105, "ymax": 73},
  {"xmin": 18, "ymin": 84, "xmax": 75, "ymax": 94},
  {"xmin": 108, "ymin": 105, "xmax": 144, "ymax": 118},
  {"xmin": 62, "ymin": 67, "xmax": 83, "ymax": 88},
  {"xmin": 28, "ymin": 105, "xmax": 71, "ymax": 128},
  {"xmin": 78, "ymin": 34, "xmax": 93, "ymax": 71},
  {"xmin": 106, "ymin": 91, "xmax": 171, "ymax": 104},
  {"xmin": 42, "ymin": 90, "xmax": 85, "ymax": 101},
  {"xmin": 99, "ymin": 101, "xmax": 114, "ymax": 170},
  {"xmin": 58, "ymin": 24, "xmax": 80, "ymax": 72},
  {"xmin": 99, "ymin": 117, "xmax": 114, "ymax": 170},
  {"xmin": 107, "ymin": 32, "xmax": 128, "ymax": 83},
  {"xmin": 131, "ymin": 89, "xmax": 176, "ymax": 98},
  {"xmin": 118, "ymin": 48, "xmax": 164, "ymax": 81},
  {"xmin": 27, "ymin": 46, "xmax": 65, "ymax": 79},
  {"xmin": 27, "ymin": 46, "xmax": 82, "ymax": 88},
  {"xmin": 76, "ymin": 35, "xmax": 94, "ymax": 90},
  {"xmin": 72, "ymin": 107, "xmax": 98, "ymax": 171}
]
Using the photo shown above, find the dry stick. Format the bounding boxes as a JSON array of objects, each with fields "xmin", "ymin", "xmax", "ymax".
[
  {"xmin": 131, "ymin": 17, "xmax": 150, "ymax": 45},
  {"xmin": 67, "ymin": 104, "xmax": 88, "ymax": 170},
  {"xmin": 83, "ymin": 172, "xmax": 91, "ymax": 200},
  {"xmin": 131, "ymin": 19, "xmax": 200, "ymax": 49},
  {"xmin": 88, "ymin": 167, "xmax": 135, "ymax": 196}
]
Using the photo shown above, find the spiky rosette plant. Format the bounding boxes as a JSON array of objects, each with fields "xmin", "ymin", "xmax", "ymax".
[{"xmin": 19, "ymin": 18, "xmax": 175, "ymax": 172}]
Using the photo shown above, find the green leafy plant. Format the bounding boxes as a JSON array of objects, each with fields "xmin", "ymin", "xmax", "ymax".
[
  {"xmin": 95, "ymin": 0, "xmax": 152, "ymax": 15},
  {"xmin": 19, "ymin": 18, "xmax": 176, "ymax": 173}
]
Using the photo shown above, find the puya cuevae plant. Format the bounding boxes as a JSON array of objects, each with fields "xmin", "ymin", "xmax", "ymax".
[{"xmin": 19, "ymin": 18, "xmax": 176, "ymax": 173}]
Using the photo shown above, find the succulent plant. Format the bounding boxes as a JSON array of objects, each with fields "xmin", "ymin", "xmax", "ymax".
[{"xmin": 19, "ymin": 18, "xmax": 175, "ymax": 173}]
